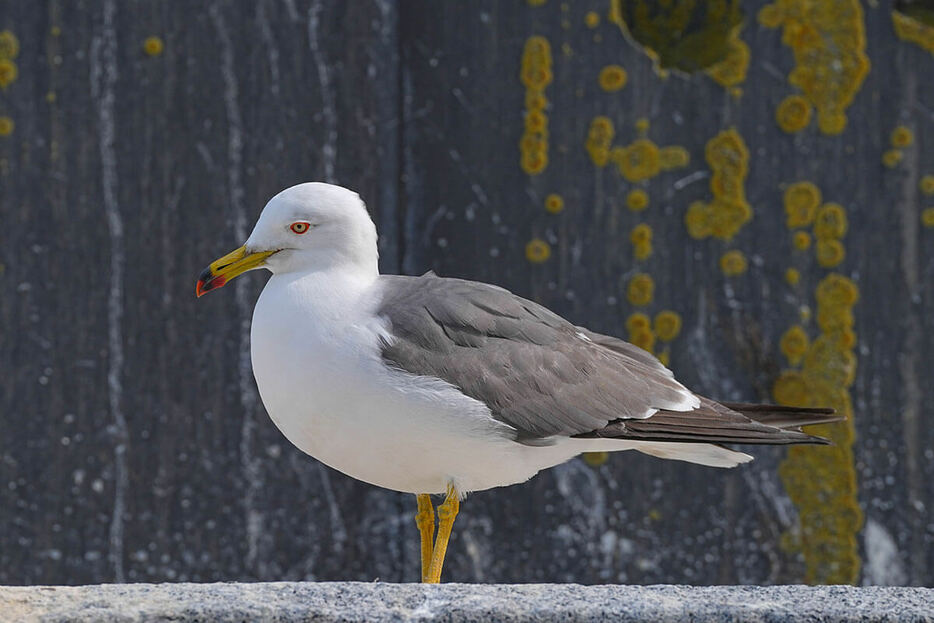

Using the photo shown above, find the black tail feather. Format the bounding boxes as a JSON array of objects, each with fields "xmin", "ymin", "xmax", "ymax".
[{"xmin": 721, "ymin": 402, "xmax": 842, "ymax": 430}]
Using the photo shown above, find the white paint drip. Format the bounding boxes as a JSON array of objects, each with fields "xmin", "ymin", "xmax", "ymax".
[
  {"xmin": 210, "ymin": 3, "xmax": 265, "ymax": 576},
  {"xmin": 281, "ymin": 0, "xmax": 300, "ymax": 22},
  {"xmin": 672, "ymin": 169, "xmax": 708, "ymax": 191},
  {"xmin": 895, "ymin": 72, "xmax": 925, "ymax": 585},
  {"xmin": 91, "ymin": 0, "xmax": 128, "ymax": 583},
  {"xmin": 316, "ymin": 463, "xmax": 347, "ymax": 555},
  {"xmin": 862, "ymin": 518, "xmax": 907, "ymax": 586},
  {"xmin": 308, "ymin": 1, "xmax": 337, "ymax": 182},
  {"xmin": 553, "ymin": 459, "xmax": 606, "ymax": 545},
  {"xmin": 257, "ymin": 1, "xmax": 281, "ymax": 98}
]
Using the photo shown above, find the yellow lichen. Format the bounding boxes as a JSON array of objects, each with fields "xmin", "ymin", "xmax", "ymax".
[
  {"xmin": 630, "ymin": 224, "xmax": 653, "ymax": 260},
  {"xmin": 893, "ymin": 10, "xmax": 934, "ymax": 54},
  {"xmin": 626, "ymin": 312, "xmax": 651, "ymax": 333},
  {"xmin": 0, "ymin": 30, "xmax": 19, "ymax": 59},
  {"xmin": 659, "ymin": 146, "xmax": 690, "ymax": 169},
  {"xmin": 777, "ymin": 271, "xmax": 861, "ymax": 585},
  {"xmin": 612, "ymin": 138, "xmax": 660, "ymax": 182},
  {"xmin": 596, "ymin": 122, "xmax": 686, "ymax": 181},
  {"xmin": 609, "ymin": 0, "xmax": 743, "ymax": 76},
  {"xmin": 526, "ymin": 110, "xmax": 548, "ymax": 134},
  {"xmin": 793, "ymin": 231, "xmax": 812, "ymax": 251},
  {"xmin": 882, "ymin": 149, "xmax": 903, "ymax": 168},
  {"xmin": 521, "ymin": 147, "xmax": 548, "ymax": 175},
  {"xmin": 626, "ymin": 273, "xmax": 654, "ymax": 306},
  {"xmin": 775, "ymin": 95, "xmax": 813, "ymax": 133},
  {"xmin": 0, "ymin": 116, "xmax": 12, "ymax": 136},
  {"xmin": 814, "ymin": 203, "xmax": 848, "ymax": 240},
  {"xmin": 684, "ymin": 201, "xmax": 711, "ymax": 239},
  {"xmin": 705, "ymin": 33, "xmax": 750, "ymax": 88},
  {"xmin": 785, "ymin": 267, "xmax": 801, "ymax": 285},
  {"xmin": 816, "ymin": 273, "xmax": 859, "ymax": 307},
  {"xmin": 920, "ymin": 175, "xmax": 934, "ymax": 196},
  {"xmin": 520, "ymin": 36, "xmax": 552, "ymax": 175},
  {"xmin": 890, "ymin": 125, "xmax": 914, "ymax": 148},
  {"xmin": 143, "ymin": 36, "xmax": 164, "ymax": 57},
  {"xmin": 598, "ymin": 64, "xmax": 628, "ymax": 92},
  {"xmin": 585, "ymin": 11, "xmax": 600, "ymax": 28},
  {"xmin": 654, "ymin": 311, "xmax": 682, "ymax": 342},
  {"xmin": 921, "ymin": 208, "xmax": 934, "ymax": 227},
  {"xmin": 629, "ymin": 223, "xmax": 652, "ymax": 246},
  {"xmin": 520, "ymin": 36, "xmax": 553, "ymax": 90},
  {"xmin": 707, "ymin": 201, "xmax": 753, "ymax": 240},
  {"xmin": 629, "ymin": 327, "xmax": 656, "ymax": 353},
  {"xmin": 656, "ymin": 350, "xmax": 670, "ymax": 367},
  {"xmin": 0, "ymin": 58, "xmax": 17, "ymax": 89},
  {"xmin": 525, "ymin": 238, "xmax": 551, "ymax": 263},
  {"xmin": 525, "ymin": 90, "xmax": 547, "ymax": 111},
  {"xmin": 719, "ymin": 250, "xmax": 747, "ymax": 276},
  {"xmin": 544, "ymin": 194, "xmax": 564, "ymax": 214},
  {"xmin": 780, "ymin": 325, "xmax": 810, "ymax": 365},
  {"xmin": 582, "ymin": 451, "xmax": 608, "ymax": 467},
  {"xmin": 626, "ymin": 188, "xmax": 649, "ymax": 212},
  {"xmin": 759, "ymin": 0, "xmax": 870, "ymax": 136},
  {"xmin": 784, "ymin": 182, "xmax": 821, "ymax": 228},
  {"xmin": 685, "ymin": 129, "xmax": 751, "ymax": 241},
  {"xmin": 757, "ymin": 3, "xmax": 784, "ymax": 28},
  {"xmin": 705, "ymin": 128, "xmax": 748, "ymax": 182},
  {"xmin": 633, "ymin": 240, "xmax": 652, "ymax": 261},
  {"xmin": 817, "ymin": 305, "xmax": 854, "ymax": 335},
  {"xmin": 586, "ymin": 116, "xmax": 614, "ymax": 167},
  {"xmin": 773, "ymin": 370, "xmax": 808, "ymax": 405}
]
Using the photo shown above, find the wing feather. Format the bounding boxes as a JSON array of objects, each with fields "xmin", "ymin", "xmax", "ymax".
[{"xmin": 377, "ymin": 273, "xmax": 698, "ymax": 441}]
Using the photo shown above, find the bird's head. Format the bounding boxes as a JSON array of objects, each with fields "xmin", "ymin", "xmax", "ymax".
[{"xmin": 196, "ymin": 182, "xmax": 378, "ymax": 297}]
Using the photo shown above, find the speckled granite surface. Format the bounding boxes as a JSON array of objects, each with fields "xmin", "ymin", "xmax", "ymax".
[{"xmin": 2, "ymin": 582, "xmax": 932, "ymax": 622}]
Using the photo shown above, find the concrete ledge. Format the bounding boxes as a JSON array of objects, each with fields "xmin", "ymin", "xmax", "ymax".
[{"xmin": 2, "ymin": 582, "xmax": 932, "ymax": 622}]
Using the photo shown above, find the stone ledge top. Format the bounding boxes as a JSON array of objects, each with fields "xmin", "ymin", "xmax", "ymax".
[{"xmin": 2, "ymin": 582, "xmax": 932, "ymax": 622}]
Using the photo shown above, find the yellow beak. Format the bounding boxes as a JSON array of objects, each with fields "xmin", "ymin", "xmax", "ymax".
[{"xmin": 196, "ymin": 245, "xmax": 275, "ymax": 297}]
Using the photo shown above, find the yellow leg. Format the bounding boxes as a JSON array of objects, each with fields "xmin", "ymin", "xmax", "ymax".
[
  {"xmin": 425, "ymin": 484, "xmax": 460, "ymax": 584},
  {"xmin": 414, "ymin": 494, "xmax": 435, "ymax": 583}
]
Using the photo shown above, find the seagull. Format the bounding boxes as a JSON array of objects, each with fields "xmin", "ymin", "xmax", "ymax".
[{"xmin": 196, "ymin": 182, "xmax": 838, "ymax": 583}]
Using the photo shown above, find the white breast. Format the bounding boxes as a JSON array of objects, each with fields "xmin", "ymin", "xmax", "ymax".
[{"xmin": 250, "ymin": 270, "xmax": 582, "ymax": 494}]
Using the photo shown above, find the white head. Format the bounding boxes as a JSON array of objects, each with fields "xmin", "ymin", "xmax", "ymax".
[
  {"xmin": 248, "ymin": 183, "xmax": 379, "ymax": 275},
  {"xmin": 196, "ymin": 183, "xmax": 378, "ymax": 296}
]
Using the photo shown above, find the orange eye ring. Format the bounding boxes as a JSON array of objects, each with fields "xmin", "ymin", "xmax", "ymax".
[{"xmin": 290, "ymin": 221, "xmax": 311, "ymax": 234}]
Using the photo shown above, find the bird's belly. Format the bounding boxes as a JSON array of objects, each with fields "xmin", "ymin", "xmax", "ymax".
[{"xmin": 251, "ymin": 323, "xmax": 572, "ymax": 494}]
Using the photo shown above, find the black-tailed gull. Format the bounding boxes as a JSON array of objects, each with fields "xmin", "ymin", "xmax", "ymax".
[{"xmin": 196, "ymin": 182, "xmax": 839, "ymax": 583}]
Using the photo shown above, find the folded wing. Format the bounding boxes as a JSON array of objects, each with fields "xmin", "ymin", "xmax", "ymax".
[{"xmin": 377, "ymin": 273, "xmax": 837, "ymax": 446}]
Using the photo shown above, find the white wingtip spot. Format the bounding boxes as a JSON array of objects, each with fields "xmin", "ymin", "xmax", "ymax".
[{"xmin": 667, "ymin": 390, "xmax": 701, "ymax": 412}]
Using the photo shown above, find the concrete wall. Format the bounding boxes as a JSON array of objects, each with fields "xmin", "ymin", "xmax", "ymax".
[{"xmin": 1, "ymin": 1, "xmax": 933, "ymax": 586}]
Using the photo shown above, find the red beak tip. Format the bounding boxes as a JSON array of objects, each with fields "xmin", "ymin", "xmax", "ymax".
[{"xmin": 195, "ymin": 276, "xmax": 225, "ymax": 298}]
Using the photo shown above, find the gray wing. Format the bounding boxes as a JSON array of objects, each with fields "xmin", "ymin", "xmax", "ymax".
[
  {"xmin": 376, "ymin": 272, "xmax": 697, "ymax": 442},
  {"xmin": 562, "ymin": 331, "xmax": 840, "ymax": 444}
]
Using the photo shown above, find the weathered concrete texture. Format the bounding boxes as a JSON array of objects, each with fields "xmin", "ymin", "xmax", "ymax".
[
  {"xmin": 2, "ymin": 583, "xmax": 932, "ymax": 623},
  {"xmin": 3, "ymin": 0, "xmax": 934, "ymax": 589}
]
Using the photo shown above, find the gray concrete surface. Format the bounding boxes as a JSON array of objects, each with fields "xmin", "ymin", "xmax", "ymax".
[{"xmin": 1, "ymin": 582, "xmax": 932, "ymax": 622}]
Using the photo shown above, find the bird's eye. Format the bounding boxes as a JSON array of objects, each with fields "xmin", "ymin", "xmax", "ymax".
[{"xmin": 290, "ymin": 221, "xmax": 311, "ymax": 234}]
